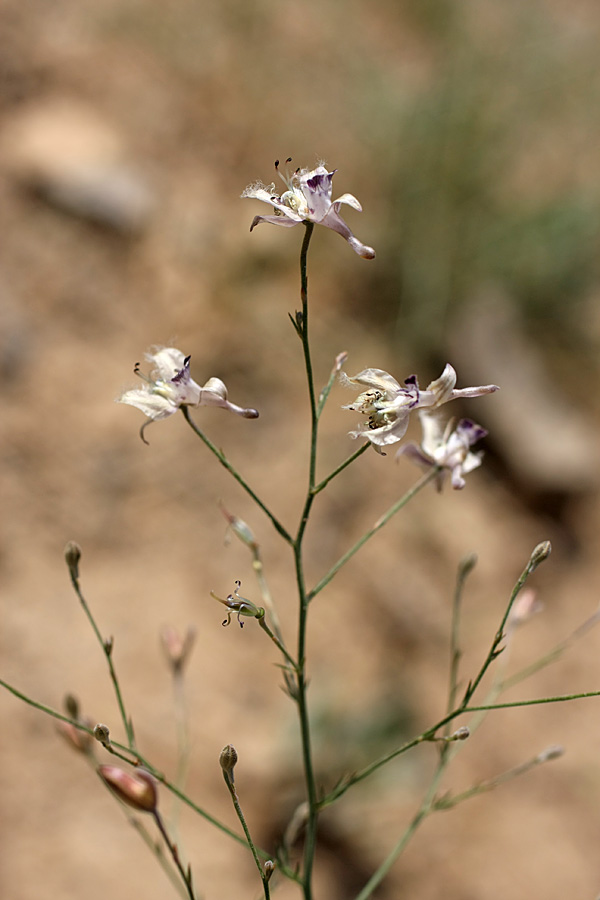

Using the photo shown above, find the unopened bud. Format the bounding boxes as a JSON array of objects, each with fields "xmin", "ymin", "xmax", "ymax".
[
  {"xmin": 64, "ymin": 693, "xmax": 80, "ymax": 720},
  {"xmin": 160, "ymin": 625, "xmax": 196, "ymax": 675},
  {"xmin": 452, "ymin": 726, "xmax": 470, "ymax": 741},
  {"xmin": 98, "ymin": 765, "xmax": 157, "ymax": 812},
  {"xmin": 64, "ymin": 541, "xmax": 81, "ymax": 581},
  {"xmin": 57, "ymin": 718, "xmax": 94, "ymax": 755},
  {"xmin": 537, "ymin": 744, "xmax": 564, "ymax": 763},
  {"xmin": 529, "ymin": 541, "xmax": 552, "ymax": 571},
  {"xmin": 264, "ymin": 860, "xmax": 276, "ymax": 882},
  {"xmin": 509, "ymin": 588, "xmax": 543, "ymax": 627},
  {"xmin": 220, "ymin": 504, "xmax": 258, "ymax": 550},
  {"xmin": 219, "ymin": 744, "xmax": 238, "ymax": 781},
  {"xmin": 458, "ymin": 553, "xmax": 477, "ymax": 578},
  {"xmin": 284, "ymin": 801, "xmax": 309, "ymax": 851},
  {"xmin": 93, "ymin": 723, "xmax": 111, "ymax": 747},
  {"xmin": 333, "ymin": 351, "xmax": 348, "ymax": 373},
  {"xmin": 104, "ymin": 637, "xmax": 114, "ymax": 656}
]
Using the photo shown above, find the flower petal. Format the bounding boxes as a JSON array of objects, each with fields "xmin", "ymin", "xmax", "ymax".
[
  {"xmin": 333, "ymin": 192, "xmax": 362, "ymax": 212},
  {"xmin": 118, "ymin": 389, "xmax": 176, "ymax": 420},
  {"xmin": 350, "ymin": 412, "xmax": 411, "ymax": 446},
  {"xmin": 300, "ymin": 167, "xmax": 334, "ymax": 220},
  {"xmin": 341, "ymin": 368, "xmax": 403, "ymax": 395},
  {"xmin": 425, "ymin": 364, "xmax": 457, "ymax": 405},
  {"xmin": 249, "ymin": 213, "xmax": 301, "ymax": 231},
  {"xmin": 147, "ymin": 347, "xmax": 187, "ymax": 382}
]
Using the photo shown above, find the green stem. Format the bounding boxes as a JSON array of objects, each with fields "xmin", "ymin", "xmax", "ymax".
[
  {"xmin": 502, "ymin": 607, "xmax": 600, "ymax": 692},
  {"xmin": 181, "ymin": 407, "xmax": 293, "ymax": 545},
  {"xmin": 299, "ymin": 222, "xmax": 317, "ymax": 487},
  {"xmin": 67, "ymin": 568, "xmax": 135, "ymax": 750},
  {"xmin": 153, "ymin": 809, "xmax": 196, "ymax": 900},
  {"xmin": 354, "ymin": 750, "xmax": 450, "ymax": 900},
  {"xmin": 320, "ymin": 687, "xmax": 600, "ymax": 807},
  {"xmin": 308, "ymin": 468, "xmax": 438, "ymax": 601},
  {"xmin": 312, "ymin": 443, "xmax": 370, "ymax": 495},
  {"xmin": 446, "ymin": 555, "xmax": 477, "ymax": 728},
  {"xmin": 433, "ymin": 748, "xmax": 561, "ymax": 811},
  {"xmin": 222, "ymin": 770, "xmax": 270, "ymax": 900},
  {"xmin": 293, "ymin": 221, "xmax": 319, "ymax": 900},
  {"xmin": 258, "ymin": 615, "xmax": 297, "ymax": 669},
  {"xmin": 129, "ymin": 817, "xmax": 188, "ymax": 900},
  {"xmin": 170, "ymin": 670, "xmax": 191, "ymax": 840},
  {"xmin": 463, "ymin": 543, "xmax": 550, "ymax": 705},
  {"xmin": 316, "ymin": 350, "xmax": 347, "ymax": 418}
]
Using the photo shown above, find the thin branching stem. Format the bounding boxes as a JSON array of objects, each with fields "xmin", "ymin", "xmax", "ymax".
[
  {"xmin": 169, "ymin": 669, "xmax": 191, "ymax": 842},
  {"xmin": 181, "ymin": 407, "xmax": 293, "ymax": 545},
  {"xmin": 153, "ymin": 810, "xmax": 196, "ymax": 900},
  {"xmin": 293, "ymin": 221, "xmax": 319, "ymax": 900},
  {"xmin": 308, "ymin": 468, "xmax": 439, "ymax": 601},
  {"xmin": 312, "ymin": 442, "xmax": 370, "ymax": 495},
  {"xmin": 67, "ymin": 567, "xmax": 135, "ymax": 750},
  {"xmin": 353, "ymin": 750, "xmax": 450, "ymax": 900},
  {"xmin": 258, "ymin": 615, "xmax": 297, "ymax": 669},
  {"xmin": 222, "ymin": 769, "xmax": 271, "ymax": 900},
  {"xmin": 129, "ymin": 816, "xmax": 188, "ymax": 900},
  {"xmin": 463, "ymin": 543, "xmax": 550, "ymax": 705},
  {"xmin": 0, "ymin": 677, "xmax": 267, "ymax": 851},
  {"xmin": 446, "ymin": 554, "xmax": 477, "ymax": 727}
]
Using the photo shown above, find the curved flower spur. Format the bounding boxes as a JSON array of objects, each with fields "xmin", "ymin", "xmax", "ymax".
[
  {"xmin": 242, "ymin": 159, "xmax": 376, "ymax": 259},
  {"xmin": 341, "ymin": 363, "xmax": 498, "ymax": 451},
  {"xmin": 118, "ymin": 346, "xmax": 259, "ymax": 442}
]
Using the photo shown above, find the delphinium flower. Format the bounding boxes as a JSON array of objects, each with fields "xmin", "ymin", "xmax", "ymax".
[
  {"xmin": 242, "ymin": 159, "xmax": 376, "ymax": 259},
  {"xmin": 341, "ymin": 363, "xmax": 498, "ymax": 451},
  {"xmin": 397, "ymin": 410, "xmax": 488, "ymax": 490},
  {"xmin": 118, "ymin": 347, "xmax": 258, "ymax": 441}
]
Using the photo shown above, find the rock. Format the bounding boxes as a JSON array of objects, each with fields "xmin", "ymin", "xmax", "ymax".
[{"xmin": 0, "ymin": 98, "xmax": 155, "ymax": 233}]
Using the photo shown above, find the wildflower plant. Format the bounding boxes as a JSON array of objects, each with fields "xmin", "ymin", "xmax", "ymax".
[{"xmin": 3, "ymin": 158, "xmax": 600, "ymax": 900}]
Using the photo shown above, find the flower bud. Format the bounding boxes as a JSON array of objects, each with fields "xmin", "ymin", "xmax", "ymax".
[
  {"xmin": 452, "ymin": 726, "xmax": 470, "ymax": 741},
  {"xmin": 57, "ymin": 718, "xmax": 94, "ymax": 755},
  {"xmin": 98, "ymin": 765, "xmax": 158, "ymax": 813},
  {"xmin": 64, "ymin": 693, "xmax": 80, "ymax": 720},
  {"xmin": 93, "ymin": 723, "xmax": 111, "ymax": 748},
  {"xmin": 333, "ymin": 351, "xmax": 348, "ymax": 373},
  {"xmin": 264, "ymin": 860, "xmax": 276, "ymax": 882},
  {"xmin": 219, "ymin": 744, "xmax": 238, "ymax": 781},
  {"xmin": 160, "ymin": 625, "xmax": 196, "ymax": 675},
  {"xmin": 220, "ymin": 504, "xmax": 258, "ymax": 550},
  {"xmin": 537, "ymin": 744, "xmax": 564, "ymax": 763},
  {"xmin": 508, "ymin": 588, "xmax": 543, "ymax": 627},
  {"xmin": 529, "ymin": 541, "xmax": 552, "ymax": 571},
  {"xmin": 64, "ymin": 541, "xmax": 82, "ymax": 581}
]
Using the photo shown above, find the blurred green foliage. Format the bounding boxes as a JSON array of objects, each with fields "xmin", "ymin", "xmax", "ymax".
[{"xmin": 356, "ymin": 0, "xmax": 600, "ymax": 359}]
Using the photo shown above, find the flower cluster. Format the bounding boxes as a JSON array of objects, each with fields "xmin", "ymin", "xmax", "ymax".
[
  {"xmin": 118, "ymin": 347, "xmax": 258, "ymax": 441},
  {"xmin": 242, "ymin": 161, "xmax": 376, "ymax": 259},
  {"xmin": 342, "ymin": 363, "xmax": 498, "ymax": 488}
]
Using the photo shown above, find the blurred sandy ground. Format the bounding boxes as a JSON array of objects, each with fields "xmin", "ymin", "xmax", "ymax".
[{"xmin": 2, "ymin": 1, "xmax": 600, "ymax": 898}]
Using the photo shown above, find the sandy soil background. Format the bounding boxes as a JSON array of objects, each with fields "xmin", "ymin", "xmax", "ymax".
[{"xmin": 2, "ymin": 2, "xmax": 600, "ymax": 899}]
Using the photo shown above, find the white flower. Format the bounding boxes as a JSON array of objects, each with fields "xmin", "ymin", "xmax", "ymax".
[
  {"xmin": 397, "ymin": 411, "xmax": 488, "ymax": 490},
  {"xmin": 118, "ymin": 347, "xmax": 258, "ymax": 441},
  {"xmin": 341, "ymin": 363, "xmax": 498, "ymax": 450},
  {"xmin": 242, "ymin": 161, "xmax": 375, "ymax": 259}
]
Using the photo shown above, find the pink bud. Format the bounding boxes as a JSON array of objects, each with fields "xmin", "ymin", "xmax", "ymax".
[{"xmin": 98, "ymin": 765, "xmax": 158, "ymax": 813}]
